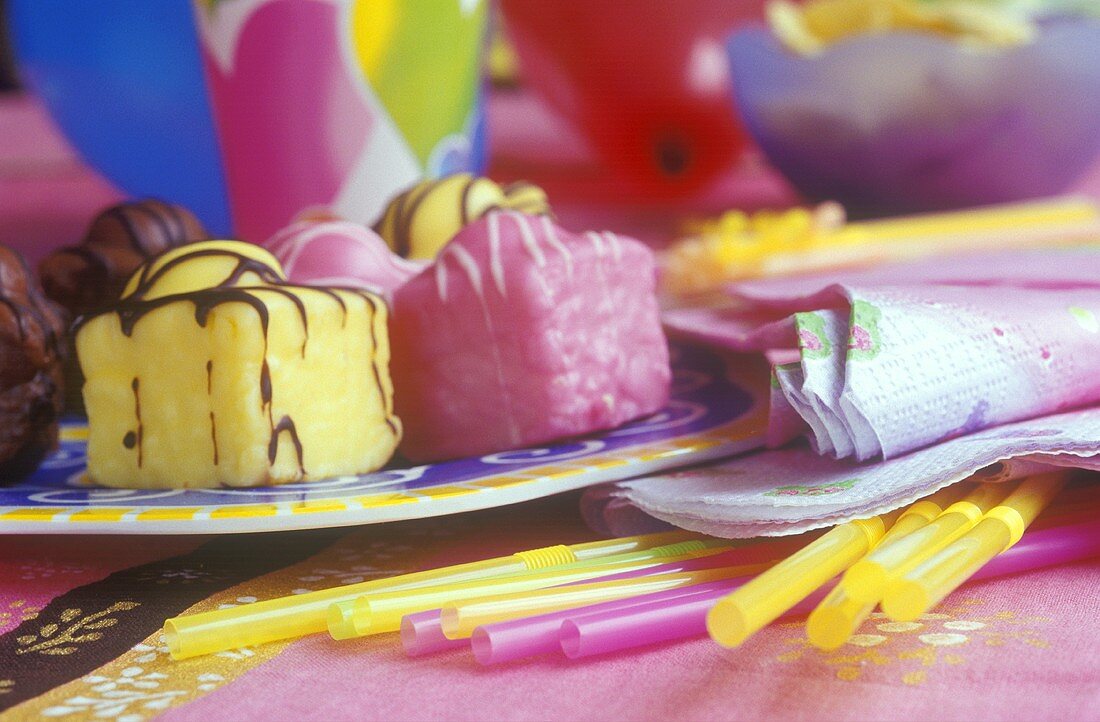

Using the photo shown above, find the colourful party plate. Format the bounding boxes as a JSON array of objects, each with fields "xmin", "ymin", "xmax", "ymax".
[{"xmin": 0, "ymin": 345, "xmax": 767, "ymax": 534}]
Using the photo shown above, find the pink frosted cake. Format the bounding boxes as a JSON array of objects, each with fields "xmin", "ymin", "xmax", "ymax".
[
  {"xmin": 390, "ymin": 211, "xmax": 670, "ymax": 462},
  {"xmin": 264, "ymin": 220, "xmax": 426, "ymax": 301}
]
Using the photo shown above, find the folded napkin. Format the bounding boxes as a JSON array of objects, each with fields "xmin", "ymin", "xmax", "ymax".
[
  {"xmin": 666, "ymin": 248, "xmax": 1100, "ymax": 461},
  {"xmin": 592, "ymin": 407, "xmax": 1099, "ymax": 537},
  {"xmin": 596, "ymin": 248, "xmax": 1100, "ymax": 537}
]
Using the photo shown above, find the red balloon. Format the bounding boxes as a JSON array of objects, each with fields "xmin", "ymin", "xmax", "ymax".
[{"xmin": 501, "ymin": 0, "xmax": 765, "ymax": 198}]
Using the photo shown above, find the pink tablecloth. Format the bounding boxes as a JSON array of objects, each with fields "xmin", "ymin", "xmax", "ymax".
[
  {"xmin": 1, "ymin": 493, "xmax": 1098, "ymax": 722},
  {"xmin": 2, "ymin": 90, "xmax": 1100, "ymax": 721}
]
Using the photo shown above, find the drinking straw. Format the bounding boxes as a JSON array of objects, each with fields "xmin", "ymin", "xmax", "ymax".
[
  {"xmin": 847, "ymin": 196, "xmax": 1100, "ymax": 246},
  {"xmin": 670, "ymin": 197, "xmax": 1100, "ymax": 290},
  {"xmin": 404, "ymin": 544, "xmax": 795, "ymax": 658},
  {"xmin": 564, "ymin": 514, "xmax": 1100, "ymax": 660},
  {"xmin": 164, "ymin": 529, "xmax": 699, "ymax": 659},
  {"xmin": 402, "ymin": 610, "xmax": 468, "ymax": 657},
  {"xmin": 805, "ymin": 481, "xmax": 1098, "ymax": 648},
  {"xmin": 882, "ymin": 473, "xmax": 1068, "ymax": 621},
  {"xmin": 563, "ymin": 581, "xmax": 829, "ymax": 660},
  {"xmin": 469, "ymin": 581, "xmax": 737, "ymax": 665},
  {"xmin": 707, "ymin": 509, "xmax": 902, "ymax": 648},
  {"xmin": 328, "ymin": 540, "xmax": 730, "ymax": 639},
  {"xmin": 842, "ymin": 483, "xmax": 1011, "ymax": 602},
  {"xmin": 440, "ymin": 564, "xmax": 768, "ymax": 639},
  {"xmin": 805, "ymin": 583, "xmax": 878, "ymax": 651},
  {"xmin": 873, "ymin": 485, "xmax": 970, "ymax": 549}
]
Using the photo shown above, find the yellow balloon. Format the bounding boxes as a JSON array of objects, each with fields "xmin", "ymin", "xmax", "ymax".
[{"xmin": 350, "ymin": 0, "xmax": 398, "ymax": 82}]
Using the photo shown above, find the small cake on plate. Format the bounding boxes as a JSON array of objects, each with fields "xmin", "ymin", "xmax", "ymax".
[
  {"xmin": 390, "ymin": 211, "xmax": 670, "ymax": 462},
  {"xmin": 76, "ymin": 240, "xmax": 400, "ymax": 488},
  {"xmin": 39, "ymin": 199, "xmax": 207, "ymax": 315},
  {"xmin": 264, "ymin": 220, "xmax": 425, "ymax": 302},
  {"xmin": 374, "ymin": 174, "xmax": 550, "ymax": 259},
  {"xmin": 0, "ymin": 245, "xmax": 66, "ymax": 483},
  {"xmin": 39, "ymin": 199, "xmax": 208, "ymax": 412}
]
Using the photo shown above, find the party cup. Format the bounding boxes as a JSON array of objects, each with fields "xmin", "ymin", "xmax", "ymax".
[{"xmin": 194, "ymin": 0, "xmax": 487, "ymax": 241}]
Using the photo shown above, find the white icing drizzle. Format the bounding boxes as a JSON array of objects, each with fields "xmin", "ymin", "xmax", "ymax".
[
  {"xmin": 586, "ymin": 231, "xmax": 606, "ymax": 256},
  {"xmin": 487, "ymin": 212, "xmax": 507, "ymax": 297},
  {"xmin": 447, "ymin": 244, "xmax": 484, "ymax": 300},
  {"xmin": 300, "ymin": 276, "xmax": 386, "ymax": 295},
  {"xmin": 602, "ymin": 231, "xmax": 623, "ymax": 262},
  {"xmin": 435, "ymin": 243, "xmax": 487, "ymax": 303},
  {"xmin": 435, "ymin": 258, "xmax": 449, "ymax": 301},
  {"xmin": 509, "ymin": 211, "xmax": 547, "ymax": 268},
  {"xmin": 478, "ymin": 290, "xmax": 522, "ymax": 446},
  {"xmin": 539, "ymin": 215, "xmax": 574, "ymax": 277},
  {"xmin": 269, "ymin": 220, "xmax": 425, "ymax": 277}
]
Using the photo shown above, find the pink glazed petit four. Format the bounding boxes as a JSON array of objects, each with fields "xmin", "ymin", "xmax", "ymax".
[
  {"xmin": 390, "ymin": 211, "xmax": 670, "ymax": 462},
  {"xmin": 264, "ymin": 220, "xmax": 426, "ymax": 300}
]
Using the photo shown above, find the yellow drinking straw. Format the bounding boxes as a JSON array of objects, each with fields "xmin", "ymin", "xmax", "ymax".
[
  {"xmin": 439, "ymin": 562, "xmax": 774, "ymax": 639},
  {"xmin": 664, "ymin": 196, "xmax": 1100, "ymax": 294},
  {"xmin": 327, "ymin": 539, "xmax": 730, "ymax": 639},
  {"xmin": 806, "ymin": 485, "xmax": 967, "ymax": 650},
  {"xmin": 842, "ymin": 483, "xmax": 1009, "ymax": 603},
  {"xmin": 164, "ymin": 530, "xmax": 701, "ymax": 659},
  {"xmin": 707, "ymin": 509, "xmax": 903, "ymax": 648},
  {"xmin": 882, "ymin": 473, "xmax": 1068, "ymax": 622}
]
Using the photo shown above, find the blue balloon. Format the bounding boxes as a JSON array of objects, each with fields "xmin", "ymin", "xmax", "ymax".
[{"xmin": 9, "ymin": 0, "xmax": 232, "ymax": 235}]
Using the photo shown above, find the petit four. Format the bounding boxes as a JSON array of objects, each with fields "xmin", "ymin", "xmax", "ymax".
[
  {"xmin": 264, "ymin": 220, "xmax": 426, "ymax": 301},
  {"xmin": 76, "ymin": 240, "xmax": 400, "ymax": 488},
  {"xmin": 390, "ymin": 211, "xmax": 670, "ymax": 462},
  {"xmin": 374, "ymin": 174, "xmax": 550, "ymax": 259},
  {"xmin": 0, "ymin": 245, "xmax": 66, "ymax": 482},
  {"xmin": 39, "ymin": 199, "xmax": 207, "ymax": 315}
]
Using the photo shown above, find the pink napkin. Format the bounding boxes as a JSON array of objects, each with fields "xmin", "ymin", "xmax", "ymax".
[
  {"xmin": 666, "ymin": 248, "xmax": 1100, "ymax": 461},
  {"xmin": 602, "ymin": 248, "xmax": 1100, "ymax": 536}
]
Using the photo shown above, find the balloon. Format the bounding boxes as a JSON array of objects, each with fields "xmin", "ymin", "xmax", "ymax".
[
  {"xmin": 350, "ymin": 0, "xmax": 487, "ymax": 169},
  {"xmin": 500, "ymin": 0, "xmax": 764, "ymax": 199},
  {"xmin": 9, "ymin": 0, "xmax": 232, "ymax": 235}
]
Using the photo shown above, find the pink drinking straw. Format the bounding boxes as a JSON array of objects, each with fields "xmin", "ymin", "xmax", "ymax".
[
  {"xmin": 559, "ymin": 517, "xmax": 1100, "ymax": 660},
  {"xmin": 559, "ymin": 580, "xmax": 825, "ymax": 659},
  {"xmin": 470, "ymin": 580, "xmax": 740, "ymax": 665},
  {"xmin": 401, "ymin": 540, "xmax": 803, "ymax": 658},
  {"xmin": 402, "ymin": 610, "xmax": 467, "ymax": 657}
]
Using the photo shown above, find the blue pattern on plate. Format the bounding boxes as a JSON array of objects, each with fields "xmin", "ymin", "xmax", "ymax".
[{"xmin": 0, "ymin": 344, "xmax": 753, "ymax": 508}]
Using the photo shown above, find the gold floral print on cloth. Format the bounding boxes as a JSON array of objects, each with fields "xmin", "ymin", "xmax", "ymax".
[
  {"xmin": 4, "ymin": 526, "xmax": 438, "ymax": 722},
  {"xmin": 16, "ymin": 602, "xmax": 141, "ymax": 656},
  {"xmin": 0, "ymin": 600, "xmax": 41, "ymax": 631},
  {"xmin": 774, "ymin": 597, "xmax": 1051, "ymax": 686}
]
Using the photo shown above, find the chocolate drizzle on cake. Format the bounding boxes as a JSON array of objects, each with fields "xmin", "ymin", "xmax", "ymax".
[
  {"xmin": 260, "ymin": 360, "xmax": 272, "ymax": 405},
  {"xmin": 376, "ymin": 179, "xmax": 438, "ymax": 258},
  {"xmin": 362, "ymin": 293, "xmax": 398, "ymax": 436},
  {"xmin": 375, "ymin": 175, "xmax": 552, "ymax": 260},
  {"xmin": 78, "ymin": 243, "xmax": 399, "ymax": 482},
  {"xmin": 209, "ymin": 411, "xmax": 219, "ymax": 466},
  {"xmin": 268, "ymin": 415, "xmax": 305, "ymax": 476},
  {"xmin": 501, "ymin": 182, "xmax": 550, "ymax": 216},
  {"xmin": 207, "ymin": 360, "xmax": 219, "ymax": 466},
  {"xmin": 39, "ymin": 199, "xmax": 207, "ymax": 317},
  {"xmin": 129, "ymin": 377, "xmax": 143, "ymax": 467}
]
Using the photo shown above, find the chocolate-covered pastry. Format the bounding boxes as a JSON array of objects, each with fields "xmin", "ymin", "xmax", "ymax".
[
  {"xmin": 0, "ymin": 245, "xmax": 66, "ymax": 483},
  {"xmin": 39, "ymin": 199, "xmax": 207, "ymax": 315}
]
